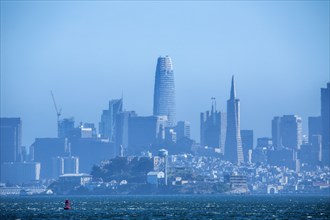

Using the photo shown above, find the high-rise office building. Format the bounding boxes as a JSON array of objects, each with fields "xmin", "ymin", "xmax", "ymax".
[
  {"xmin": 200, "ymin": 99, "xmax": 226, "ymax": 154},
  {"xmin": 99, "ymin": 110, "xmax": 109, "ymax": 138},
  {"xmin": 224, "ymin": 76, "xmax": 244, "ymax": 164},
  {"xmin": 0, "ymin": 117, "xmax": 22, "ymax": 163},
  {"xmin": 241, "ymin": 130, "xmax": 253, "ymax": 163},
  {"xmin": 271, "ymin": 115, "xmax": 302, "ymax": 150},
  {"xmin": 99, "ymin": 98, "xmax": 123, "ymax": 141},
  {"xmin": 308, "ymin": 116, "xmax": 322, "ymax": 143},
  {"xmin": 281, "ymin": 115, "xmax": 302, "ymax": 150},
  {"xmin": 80, "ymin": 123, "xmax": 97, "ymax": 138},
  {"xmin": 165, "ymin": 127, "xmax": 177, "ymax": 143},
  {"xmin": 272, "ymin": 117, "xmax": 282, "ymax": 150},
  {"xmin": 253, "ymin": 137, "xmax": 272, "ymax": 164},
  {"xmin": 128, "ymin": 115, "xmax": 168, "ymax": 155},
  {"xmin": 321, "ymin": 83, "xmax": 330, "ymax": 156},
  {"xmin": 256, "ymin": 137, "xmax": 273, "ymax": 150},
  {"xmin": 58, "ymin": 118, "xmax": 75, "ymax": 138},
  {"xmin": 115, "ymin": 111, "xmax": 137, "ymax": 156},
  {"xmin": 153, "ymin": 56, "xmax": 176, "ymax": 127},
  {"xmin": 175, "ymin": 121, "xmax": 191, "ymax": 141}
]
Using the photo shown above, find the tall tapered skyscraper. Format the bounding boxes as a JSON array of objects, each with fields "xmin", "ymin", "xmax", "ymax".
[
  {"xmin": 153, "ymin": 56, "xmax": 176, "ymax": 127},
  {"xmin": 224, "ymin": 76, "xmax": 244, "ymax": 164}
]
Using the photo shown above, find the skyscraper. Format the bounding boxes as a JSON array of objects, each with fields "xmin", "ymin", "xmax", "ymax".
[
  {"xmin": 0, "ymin": 117, "xmax": 22, "ymax": 163},
  {"xmin": 271, "ymin": 115, "xmax": 302, "ymax": 150},
  {"xmin": 99, "ymin": 98, "xmax": 123, "ymax": 141},
  {"xmin": 321, "ymin": 82, "xmax": 330, "ymax": 164},
  {"xmin": 224, "ymin": 76, "xmax": 244, "ymax": 164},
  {"xmin": 128, "ymin": 115, "xmax": 168, "ymax": 155},
  {"xmin": 321, "ymin": 83, "xmax": 330, "ymax": 148},
  {"xmin": 200, "ymin": 98, "xmax": 226, "ymax": 154},
  {"xmin": 175, "ymin": 121, "xmax": 191, "ymax": 141},
  {"xmin": 115, "ymin": 111, "xmax": 137, "ymax": 156},
  {"xmin": 281, "ymin": 115, "xmax": 302, "ymax": 150},
  {"xmin": 153, "ymin": 56, "xmax": 176, "ymax": 127},
  {"xmin": 58, "ymin": 118, "xmax": 75, "ymax": 138},
  {"xmin": 272, "ymin": 116, "xmax": 282, "ymax": 150},
  {"xmin": 241, "ymin": 130, "xmax": 253, "ymax": 163},
  {"xmin": 308, "ymin": 116, "xmax": 322, "ymax": 143}
]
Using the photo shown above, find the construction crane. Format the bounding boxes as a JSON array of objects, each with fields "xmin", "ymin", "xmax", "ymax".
[{"xmin": 50, "ymin": 91, "xmax": 62, "ymax": 127}]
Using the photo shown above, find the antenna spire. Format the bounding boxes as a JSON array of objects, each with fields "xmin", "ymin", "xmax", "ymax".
[{"xmin": 230, "ymin": 75, "xmax": 236, "ymax": 99}]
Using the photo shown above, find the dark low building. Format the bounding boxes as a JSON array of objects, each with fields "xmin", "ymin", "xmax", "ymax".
[
  {"xmin": 70, "ymin": 138, "xmax": 115, "ymax": 173},
  {"xmin": 32, "ymin": 138, "xmax": 67, "ymax": 179},
  {"xmin": 32, "ymin": 137, "xmax": 115, "ymax": 180}
]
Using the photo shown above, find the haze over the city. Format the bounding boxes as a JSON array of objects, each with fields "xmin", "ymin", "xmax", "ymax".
[{"xmin": 1, "ymin": 1, "xmax": 329, "ymax": 147}]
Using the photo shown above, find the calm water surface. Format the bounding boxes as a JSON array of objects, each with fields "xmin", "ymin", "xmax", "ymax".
[{"xmin": 1, "ymin": 195, "xmax": 329, "ymax": 219}]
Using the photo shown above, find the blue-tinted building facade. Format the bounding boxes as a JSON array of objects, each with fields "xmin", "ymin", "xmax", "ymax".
[
  {"xmin": 153, "ymin": 56, "xmax": 176, "ymax": 127},
  {"xmin": 224, "ymin": 76, "xmax": 244, "ymax": 164}
]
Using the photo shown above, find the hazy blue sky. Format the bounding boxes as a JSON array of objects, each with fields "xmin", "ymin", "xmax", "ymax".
[{"xmin": 1, "ymin": 1, "xmax": 329, "ymax": 148}]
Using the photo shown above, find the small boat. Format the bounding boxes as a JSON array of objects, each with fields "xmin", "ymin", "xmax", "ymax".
[{"xmin": 64, "ymin": 199, "xmax": 71, "ymax": 210}]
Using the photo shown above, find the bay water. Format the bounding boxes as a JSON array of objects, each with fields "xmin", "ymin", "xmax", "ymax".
[{"xmin": 1, "ymin": 195, "xmax": 329, "ymax": 219}]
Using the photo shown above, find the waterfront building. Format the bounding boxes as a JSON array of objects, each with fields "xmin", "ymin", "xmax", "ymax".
[
  {"xmin": 58, "ymin": 173, "xmax": 92, "ymax": 186},
  {"xmin": 224, "ymin": 76, "xmax": 244, "ymax": 164},
  {"xmin": 0, "ymin": 162, "xmax": 40, "ymax": 185},
  {"xmin": 32, "ymin": 137, "xmax": 114, "ymax": 179},
  {"xmin": 0, "ymin": 117, "xmax": 22, "ymax": 163},
  {"xmin": 52, "ymin": 156, "xmax": 64, "ymax": 179},
  {"xmin": 153, "ymin": 56, "xmax": 176, "ymax": 127},
  {"xmin": 52, "ymin": 156, "xmax": 79, "ymax": 179}
]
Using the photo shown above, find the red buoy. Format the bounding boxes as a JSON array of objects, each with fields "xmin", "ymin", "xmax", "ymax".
[{"xmin": 64, "ymin": 199, "xmax": 71, "ymax": 210}]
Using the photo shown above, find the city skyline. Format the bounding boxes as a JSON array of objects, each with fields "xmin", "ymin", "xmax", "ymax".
[{"xmin": 1, "ymin": 1, "xmax": 329, "ymax": 147}]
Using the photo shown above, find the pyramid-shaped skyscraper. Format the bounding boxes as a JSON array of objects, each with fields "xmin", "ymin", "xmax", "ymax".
[{"xmin": 224, "ymin": 76, "xmax": 244, "ymax": 164}]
